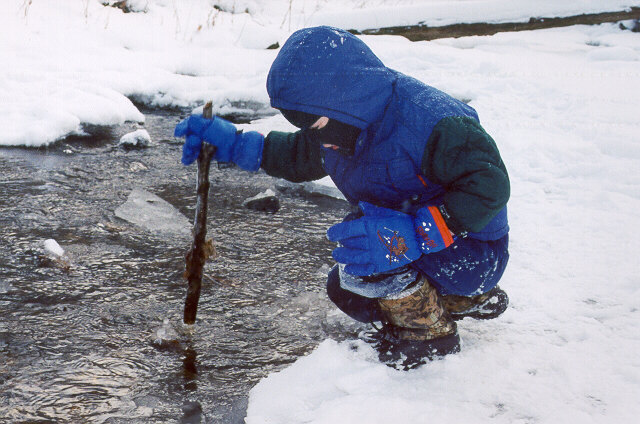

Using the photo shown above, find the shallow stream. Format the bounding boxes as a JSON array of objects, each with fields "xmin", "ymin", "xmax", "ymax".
[{"xmin": 0, "ymin": 110, "xmax": 357, "ymax": 423}]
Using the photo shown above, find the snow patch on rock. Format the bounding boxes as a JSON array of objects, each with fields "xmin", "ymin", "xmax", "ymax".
[
  {"xmin": 43, "ymin": 239, "xmax": 65, "ymax": 257},
  {"xmin": 119, "ymin": 129, "xmax": 151, "ymax": 147}
]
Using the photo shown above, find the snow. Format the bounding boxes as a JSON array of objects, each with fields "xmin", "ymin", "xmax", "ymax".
[
  {"xmin": 43, "ymin": 239, "xmax": 65, "ymax": 257},
  {"xmin": 242, "ymin": 188, "xmax": 277, "ymax": 204},
  {"xmin": 244, "ymin": 188, "xmax": 277, "ymax": 201},
  {"xmin": 302, "ymin": 176, "xmax": 348, "ymax": 200},
  {"xmin": 245, "ymin": 22, "xmax": 640, "ymax": 422},
  {"xmin": 119, "ymin": 129, "xmax": 151, "ymax": 147},
  {"xmin": 305, "ymin": 0, "xmax": 640, "ymax": 30},
  {"xmin": 0, "ymin": 0, "xmax": 278, "ymax": 146},
  {"xmin": 2, "ymin": 1, "xmax": 640, "ymax": 423},
  {"xmin": 2, "ymin": 0, "xmax": 637, "ymax": 147}
]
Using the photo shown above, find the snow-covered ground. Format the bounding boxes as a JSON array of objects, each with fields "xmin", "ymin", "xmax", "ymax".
[
  {"xmin": 2, "ymin": 1, "xmax": 640, "ymax": 423},
  {"xmin": 245, "ymin": 22, "xmax": 640, "ymax": 423},
  {"xmin": 1, "ymin": 0, "xmax": 638, "ymax": 146}
]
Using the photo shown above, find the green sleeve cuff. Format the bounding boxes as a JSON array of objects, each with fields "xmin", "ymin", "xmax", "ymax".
[{"xmin": 262, "ymin": 130, "xmax": 327, "ymax": 183}]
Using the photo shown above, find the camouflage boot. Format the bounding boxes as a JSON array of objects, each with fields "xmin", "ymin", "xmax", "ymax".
[
  {"xmin": 441, "ymin": 286, "xmax": 509, "ymax": 321},
  {"xmin": 373, "ymin": 276, "xmax": 460, "ymax": 370}
]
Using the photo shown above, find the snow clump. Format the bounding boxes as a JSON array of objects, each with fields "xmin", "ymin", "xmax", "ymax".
[
  {"xmin": 43, "ymin": 239, "xmax": 65, "ymax": 257},
  {"xmin": 119, "ymin": 129, "xmax": 151, "ymax": 147}
]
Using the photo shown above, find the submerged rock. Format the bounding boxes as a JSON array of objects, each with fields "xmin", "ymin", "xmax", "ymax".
[
  {"xmin": 119, "ymin": 129, "xmax": 151, "ymax": 148},
  {"xmin": 181, "ymin": 401, "xmax": 204, "ymax": 423},
  {"xmin": 38, "ymin": 238, "xmax": 71, "ymax": 271},
  {"xmin": 242, "ymin": 189, "xmax": 280, "ymax": 213}
]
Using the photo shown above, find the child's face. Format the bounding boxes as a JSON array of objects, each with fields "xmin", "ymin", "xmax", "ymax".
[
  {"xmin": 309, "ymin": 117, "xmax": 337, "ymax": 149},
  {"xmin": 279, "ymin": 109, "xmax": 361, "ymax": 156}
]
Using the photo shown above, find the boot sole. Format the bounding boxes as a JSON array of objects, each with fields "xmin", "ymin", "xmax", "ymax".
[
  {"xmin": 449, "ymin": 289, "xmax": 509, "ymax": 321},
  {"xmin": 366, "ymin": 329, "xmax": 461, "ymax": 370}
]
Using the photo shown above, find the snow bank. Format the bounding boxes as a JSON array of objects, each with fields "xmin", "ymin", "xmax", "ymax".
[
  {"xmin": 0, "ymin": 0, "xmax": 279, "ymax": 147},
  {"xmin": 248, "ymin": 329, "xmax": 640, "ymax": 423},
  {"xmin": 2, "ymin": 0, "xmax": 637, "ymax": 146},
  {"xmin": 306, "ymin": 0, "xmax": 640, "ymax": 30}
]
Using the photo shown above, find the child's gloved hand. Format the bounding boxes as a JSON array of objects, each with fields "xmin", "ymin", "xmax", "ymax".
[
  {"xmin": 174, "ymin": 114, "xmax": 264, "ymax": 171},
  {"xmin": 326, "ymin": 202, "xmax": 455, "ymax": 276},
  {"xmin": 327, "ymin": 202, "xmax": 421, "ymax": 276}
]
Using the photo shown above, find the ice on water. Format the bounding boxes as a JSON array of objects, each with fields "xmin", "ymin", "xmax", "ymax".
[
  {"xmin": 153, "ymin": 318, "xmax": 179, "ymax": 345},
  {"xmin": 115, "ymin": 188, "xmax": 191, "ymax": 240},
  {"xmin": 0, "ymin": 281, "xmax": 13, "ymax": 294}
]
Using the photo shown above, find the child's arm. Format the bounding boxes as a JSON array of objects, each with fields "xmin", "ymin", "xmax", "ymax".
[
  {"xmin": 421, "ymin": 116, "xmax": 510, "ymax": 234},
  {"xmin": 261, "ymin": 130, "xmax": 327, "ymax": 183}
]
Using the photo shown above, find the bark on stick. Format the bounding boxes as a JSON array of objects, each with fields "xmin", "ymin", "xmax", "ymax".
[{"xmin": 183, "ymin": 102, "xmax": 216, "ymax": 325}]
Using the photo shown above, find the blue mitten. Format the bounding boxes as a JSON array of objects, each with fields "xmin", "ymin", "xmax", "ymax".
[
  {"xmin": 327, "ymin": 202, "xmax": 455, "ymax": 276},
  {"xmin": 327, "ymin": 202, "xmax": 422, "ymax": 276},
  {"xmin": 174, "ymin": 114, "xmax": 264, "ymax": 171}
]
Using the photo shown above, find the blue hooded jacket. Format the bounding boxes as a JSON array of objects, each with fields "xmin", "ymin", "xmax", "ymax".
[{"xmin": 267, "ymin": 26, "xmax": 508, "ymax": 241}]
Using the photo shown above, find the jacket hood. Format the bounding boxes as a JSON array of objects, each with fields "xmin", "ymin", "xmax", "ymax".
[{"xmin": 267, "ymin": 26, "xmax": 396, "ymax": 130}]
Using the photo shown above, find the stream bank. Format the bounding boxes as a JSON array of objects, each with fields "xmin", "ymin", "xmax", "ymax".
[{"xmin": 354, "ymin": 7, "xmax": 640, "ymax": 41}]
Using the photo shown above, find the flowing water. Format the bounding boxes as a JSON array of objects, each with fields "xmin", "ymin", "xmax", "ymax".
[{"xmin": 0, "ymin": 110, "xmax": 358, "ymax": 423}]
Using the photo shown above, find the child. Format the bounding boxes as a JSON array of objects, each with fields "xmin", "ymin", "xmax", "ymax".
[{"xmin": 174, "ymin": 26, "xmax": 510, "ymax": 369}]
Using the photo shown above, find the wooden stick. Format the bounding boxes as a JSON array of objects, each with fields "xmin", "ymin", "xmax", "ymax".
[{"xmin": 183, "ymin": 102, "xmax": 216, "ymax": 325}]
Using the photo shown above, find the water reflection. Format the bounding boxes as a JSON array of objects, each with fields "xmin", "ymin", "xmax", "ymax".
[{"xmin": 183, "ymin": 347, "xmax": 198, "ymax": 391}]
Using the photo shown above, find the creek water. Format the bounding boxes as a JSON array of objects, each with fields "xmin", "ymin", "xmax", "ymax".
[{"xmin": 0, "ymin": 111, "xmax": 359, "ymax": 423}]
